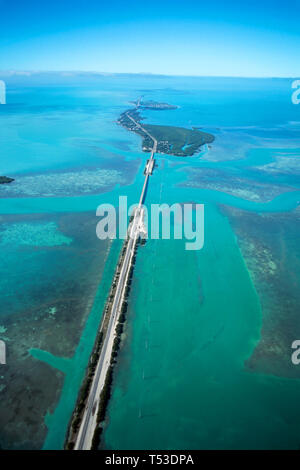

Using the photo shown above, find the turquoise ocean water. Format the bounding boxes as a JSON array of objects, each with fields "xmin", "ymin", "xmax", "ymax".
[{"xmin": 0, "ymin": 74, "xmax": 300, "ymax": 449}]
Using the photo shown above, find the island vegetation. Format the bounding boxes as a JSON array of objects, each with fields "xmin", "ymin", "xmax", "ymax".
[
  {"xmin": 0, "ymin": 176, "xmax": 14, "ymax": 184},
  {"xmin": 65, "ymin": 236, "xmax": 145, "ymax": 450},
  {"xmin": 118, "ymin": 104, "xmax": 214, "ymax": 157}
]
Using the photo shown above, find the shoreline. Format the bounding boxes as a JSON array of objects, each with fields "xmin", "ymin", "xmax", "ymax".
[
  {"xmin": 118, "ymin": 102, "xmax": 214, "ymax": 157},
  {"xmin": 38, "ymin": 238, "xmax": 120, "ymax": 450},
  {"xmin": 67, "ymin": 103, "xmax": 156, "ymax": 450}
]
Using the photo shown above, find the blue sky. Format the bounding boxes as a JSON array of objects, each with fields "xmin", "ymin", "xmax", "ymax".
[{"xmin": 0, "ymin": 0, "xmax": 299, "ymax": 77}]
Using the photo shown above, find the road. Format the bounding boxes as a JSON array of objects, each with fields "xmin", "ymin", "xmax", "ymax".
[{"xmin": 74, "ymin": 112, "xmax": 157, "ymax": 450}]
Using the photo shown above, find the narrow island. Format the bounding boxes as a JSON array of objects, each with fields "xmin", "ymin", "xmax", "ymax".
[
  {"xmin": 0, "ymin": 176, "xmax": 14, "ymax": 184},
  {"xmin": 66, "ymin": 98, "xmax": 215, "ymax": 451},
  {"xmin": 118, "ymin": 98, "xmax": 214, "ymax": 157}
]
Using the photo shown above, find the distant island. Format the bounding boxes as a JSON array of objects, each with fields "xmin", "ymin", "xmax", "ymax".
[
  {"xmin": 130, "ymin": 98, "xmax": 179, "ymax": 110},
  {"xmin": 0, "ymin": 176, "xmax": 14, "ymax": 184},
  {"xmin": 118, "ymin": 100, "xmax": 214, "ymax": 157}
]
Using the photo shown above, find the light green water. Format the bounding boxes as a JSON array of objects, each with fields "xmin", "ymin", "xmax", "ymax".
[
  {"xmin": 2, "ymin": 78, "xmax": 300, "ymax": 450},
  {"xmin": 0, "ymin": 221, "xmax": 72, "ymax": 247},
  {"xmin": 2, "ymin": 150, "xmax": 300, "ymax": 449},
  {"xmin": 28, "ymin": 238, "xmax": 123, "ymax": 450},
  {"xmin": 103, "ymin": 203, "xmax": 300, "ymax": 450}
]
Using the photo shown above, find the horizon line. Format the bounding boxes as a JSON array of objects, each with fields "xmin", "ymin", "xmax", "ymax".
[{"xmin": 0, "ymin": 70, "xmax": 299, "ymax": 80}]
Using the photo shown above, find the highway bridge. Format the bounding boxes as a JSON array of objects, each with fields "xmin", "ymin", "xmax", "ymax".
[{"xmin": 74, "ymin": 112, "xmax": 157, "ymax": 450}]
